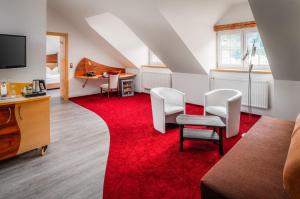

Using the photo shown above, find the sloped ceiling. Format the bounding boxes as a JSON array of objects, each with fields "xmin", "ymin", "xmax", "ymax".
[
  {"xmin": 48, "ymin": 0, "xmax": 245, "ymax": 74},
  {"xmin": 108, "ymin": 0, "xmax": 207, "ymax": 74},
  {"xmin": 86, "ymin": 13, "xmax": 148, "ymax": 68},
  {"xmin": 47, "ymin": 1, "xmax": 134, "ymax": 68},
  {"xmin": 249, "ymin": 0, "xmax": 300, "ymax": 81},
  {"xmin": 160, "ymin": 0, "xmax": 232, "ymax": 73}
]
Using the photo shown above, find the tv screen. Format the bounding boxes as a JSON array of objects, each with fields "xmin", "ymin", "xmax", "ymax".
[{"xmin": 0, "ymin": 34, "xmax": 26, "ymax": 69}]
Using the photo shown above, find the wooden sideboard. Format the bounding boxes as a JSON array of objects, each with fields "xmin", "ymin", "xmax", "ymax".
[{"xmin": 0, "ymin": 96, "xmax": 50, "ymax": 160}]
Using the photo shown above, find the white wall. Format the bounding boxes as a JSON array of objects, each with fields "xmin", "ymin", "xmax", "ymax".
[
  {"xmin": 86, "ymin": 13, "xmax": 148, "ymax": 68},
  {"xmin": 48, "ymin": 0, "xmax": 209, "ymax": 75},
  {"xmin": 215, "ymin": 0, "xmax": 300, "ymax": 120},
  {"xmin": 157, "ymin": 0, "xmax": 230, "ymax": 105},
  {"xmin": 160, "ymin": 0, "xmax": 229, "ymax": 72},
  {"xmin": 217, "ymin": 2, "xmax": 254, "ymax": 24},
  {"xmin": 0, "ymin": 0, "xmax": 47, "ymax": 82},
  {"xmin": 141, "ymin": 67, "xmax": 172, "ymax": 93},
  {"xmin": 273, "ymin": 80, "xmax": 300, "ymax": 120},
  {"xmin": 249, "ymin": 0, "xmax": 300, "ymax": 81},
  {"xmin": 126, "ymin": 67, "xmax": 172, "ymax": 93},
  {"xmin": 47, "ymin": 7, "xmax": 122, "ymax": 97},
  {"xmin": 247, "ymin": 0, "xmax": 300, "ymax": 120},
  {"xmin": 46, "ymin": 36, "xmax": 60, "ymax": 55},
  {"xmin": 172, "ymin": 73, "xmax": 209, "ymax": 105}
]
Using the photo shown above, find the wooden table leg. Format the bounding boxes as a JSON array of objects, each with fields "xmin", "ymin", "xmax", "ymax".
[
  {"xmin": 219, "ymin": 127, "xmax": 224, "ymax": 156},
  {"xmin": 180, "ymin": 125, "xmax": 184, "ymax": 152}
]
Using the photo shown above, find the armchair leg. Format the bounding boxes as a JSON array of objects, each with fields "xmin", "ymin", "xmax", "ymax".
[
  {"xmin": 180, "ymin": 125, "xmax": 184, "ymax": 152},
  {"xmin": 219, "ymin": 128, "xmax": 224, "ymax": 156}
]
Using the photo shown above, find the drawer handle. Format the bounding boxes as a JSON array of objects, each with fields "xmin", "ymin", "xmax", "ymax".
[
  {"xmin": 0, "ymin": 107, "xmax": 12, "ymax": 125},
  {"xmin": 6, "ymin": 107, "xmax": 12, "ymax": 124}
]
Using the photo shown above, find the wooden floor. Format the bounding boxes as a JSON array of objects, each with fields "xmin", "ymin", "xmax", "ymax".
[{"xmin": 0, "ymin": 95, "xmax": 110, "ymax": 199}]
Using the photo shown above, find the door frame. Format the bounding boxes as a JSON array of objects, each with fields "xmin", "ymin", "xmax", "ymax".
[{"xmin": 46, "ymin": 31, "xmax": 69, "ymax": 100}]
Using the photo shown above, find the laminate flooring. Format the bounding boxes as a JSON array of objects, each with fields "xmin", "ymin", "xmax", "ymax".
[{"xmin": 0, "ymin": 95, "xmax": 110, "ymax": 199}]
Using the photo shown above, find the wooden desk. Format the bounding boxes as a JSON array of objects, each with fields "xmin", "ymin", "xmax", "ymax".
[
  {"xmin": 76, "ymin": 73, "xmax": 136, "ymax": 88},
  {"xmin": 0, "ymin": 95, "xmax": 50, "ymax": 160}
]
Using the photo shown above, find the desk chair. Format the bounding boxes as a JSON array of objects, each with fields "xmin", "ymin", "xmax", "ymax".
[{"xmin": 100, "ymin": 73, "xmax": 120, "ymax": 98}]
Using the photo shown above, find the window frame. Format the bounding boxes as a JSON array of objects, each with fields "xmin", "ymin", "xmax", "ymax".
[
  {"xmin": 244, "ymin": 28, "xmax": 270, "ymax": 69},
  {"xmin": 148, "ymin": 50, "xmax": 164, "ymax": 66},
  {"xmin": 217, "ymin": 29, "xmax": 244, "ymax": 68},
  {"xmin": 217, "ymin": 27, "xmax": 270, "ymax": 70}
]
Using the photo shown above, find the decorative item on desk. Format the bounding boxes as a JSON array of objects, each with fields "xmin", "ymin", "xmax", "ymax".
[
  {"xmin": 23, "ymin": 85, "xmax": 33, "ymax": 94},
  {"xmin": 22, "ymin": 83, "xmax": 46, "ymax": 98},
  {"xmin": 86, "ymin": 71, "xmax": 96, "ymax": 77}
]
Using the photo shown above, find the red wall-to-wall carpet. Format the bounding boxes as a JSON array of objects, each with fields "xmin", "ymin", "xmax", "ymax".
[{"xmin": 70, "ymin": 93, "xmax": 260, "ymax": 199}]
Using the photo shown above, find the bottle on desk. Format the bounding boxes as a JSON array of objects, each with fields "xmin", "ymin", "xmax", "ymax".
[{"xmin": 0, "ymin": 81, "xmax": 8, "ymax": 97}]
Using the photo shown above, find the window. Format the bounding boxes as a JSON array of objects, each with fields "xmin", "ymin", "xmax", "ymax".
[
  {"xmin": 218, "ymin": 31, "xmax": 242, "ymax": 67},
  {"xmin": 217, "ymin": 28, "xmax": 269, "ymax": 70},
  {"xmin": 245, "ymin": 30, "xmax": 269, "ymax": 70},
  {"xmin": 148, "ymin": 50, "xmax": 164, "ymax": 66}
]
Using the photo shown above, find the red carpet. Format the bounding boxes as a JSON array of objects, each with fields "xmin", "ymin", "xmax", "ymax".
[{"xmin": 70, "ymin": 93, "xmax": 260, "ymax": 199}]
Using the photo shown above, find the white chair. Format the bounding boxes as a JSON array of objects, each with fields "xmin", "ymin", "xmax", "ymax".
[
  {"xmin": 100, "ymin": 74, "xmax": 120, "ymax": 98},
  {"xmin": 150, "ymin": 87, "xmax": 186, "ymax": 134},
  {"xmin": 204, "ymin": 89, "xmax": 242, "ymax": 138}
]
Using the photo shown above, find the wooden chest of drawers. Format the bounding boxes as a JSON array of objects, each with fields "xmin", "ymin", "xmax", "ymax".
[{"xmin": 0, "ymin": 96, "xmax": 50, "ymax": 160}]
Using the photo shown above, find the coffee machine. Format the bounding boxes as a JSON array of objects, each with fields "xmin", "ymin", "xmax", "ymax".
[{"xmin": 32, "ymin": 79, "xmax": 46, "ymax": 93}]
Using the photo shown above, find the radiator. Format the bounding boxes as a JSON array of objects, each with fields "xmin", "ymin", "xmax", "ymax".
[
  {"xmin": 142, "ymin": 72, "xmax": 171, "ymax": 90},
  {"xmin": 210, "ymin": 77, "xmax": 269, "ymax": 109}
]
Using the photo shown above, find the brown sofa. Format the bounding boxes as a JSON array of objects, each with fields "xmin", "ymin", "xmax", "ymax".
[{"xmin": 201, "ymin": 116, "xmax": 297, "ymax": 199}]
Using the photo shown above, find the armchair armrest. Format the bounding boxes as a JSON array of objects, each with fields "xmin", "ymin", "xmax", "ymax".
[
  {"xmin": 150, "ymin": 90, "xmax": 166, "ymax": 133},
  {"xmin": 168, "ymin": 89, "xmax": 185, "ymax": 107},
  {"xmin": 227, "ymin": 93, "xmax": 242, "ymax": 104},
  {"xmin": 226, "ymin": 93, "xmax": 242, "ymax": 118}
]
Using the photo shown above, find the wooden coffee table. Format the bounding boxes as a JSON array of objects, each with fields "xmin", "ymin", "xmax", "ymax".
[{"xmin": 176, "ymin": 114, "xmax": 226, "ymax": 155}]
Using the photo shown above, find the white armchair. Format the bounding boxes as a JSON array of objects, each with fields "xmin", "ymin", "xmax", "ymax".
[
  {"xmin": 150, "ymin": 87, "xmax": 186, "ymax": 134},
  {"xmin": 204, "ymin": 89, "xmax": 242, "ymax": 138}
]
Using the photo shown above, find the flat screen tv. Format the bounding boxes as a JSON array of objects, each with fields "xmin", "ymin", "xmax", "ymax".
[{"xmin": 0, "ymin": 34, "xmax": 26, "ymax": 69}]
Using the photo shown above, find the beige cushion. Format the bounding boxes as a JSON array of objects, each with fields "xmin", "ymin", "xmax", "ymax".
[{"xmin": 283, "ymin": 114, "xmax": 300, "ymax": 199}]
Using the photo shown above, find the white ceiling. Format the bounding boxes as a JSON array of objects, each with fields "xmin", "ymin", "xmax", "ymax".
[
  {"xmin": 48, "ymin": 0, "xmax": 248, "ymax": 73},
  {"xmin": 48, "ymin": 0, "xmax": 246, "ymax": 25},
  {"xmin": 48, "ymin": 0, "xmax": 300, "ymax": 80},
  {"xmin": 86, "ymin": 13, "xmax": 148, "ymax": 68}
]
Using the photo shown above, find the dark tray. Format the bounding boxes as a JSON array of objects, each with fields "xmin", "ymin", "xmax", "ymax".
[{"xmin": 23, "ymin": 91, "xmax": 47, "ymax": 98}]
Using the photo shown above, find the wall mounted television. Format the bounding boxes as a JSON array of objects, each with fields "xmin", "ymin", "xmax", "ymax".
[{"xmin": 0, "ymin": 34, "xmax": 26, "ymax": 69}]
